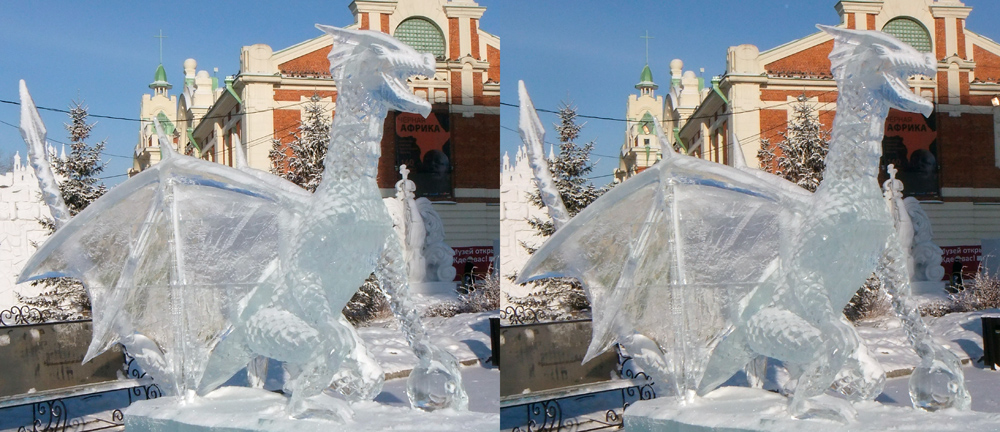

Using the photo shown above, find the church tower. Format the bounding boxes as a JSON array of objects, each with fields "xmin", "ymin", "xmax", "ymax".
[
  {"xmin": 615, "ymin": 63, "xmax": 665, "ymax": 182},
  {"xmin": 130, "ymin": 63, "xmax": 178, "ymax": 176}
]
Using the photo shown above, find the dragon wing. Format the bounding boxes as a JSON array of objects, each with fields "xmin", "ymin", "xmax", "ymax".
[
  {"xmin": 517, "ymin": 150, "xmax": 809, "ymax": 391},
  {"xmin": 18, "ymin": 143, "xmax": 306, "ymax": 393}
]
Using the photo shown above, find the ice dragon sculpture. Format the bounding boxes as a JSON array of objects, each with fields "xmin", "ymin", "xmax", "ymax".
[
  {"xmin": 18, "ymin": 25, "xmax": 467, "ymax": 418},
  {"xmin": 517, "ymin": 25, "xmax": 969, "ymax": 420}
]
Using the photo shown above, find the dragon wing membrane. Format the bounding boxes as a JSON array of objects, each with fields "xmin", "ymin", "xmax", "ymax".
[
  {"xmin": 18, "ymin": 154, "xmax": 304, "ymax": 392},
  {"xmin": 518, "ymin": 152, "xmax": 804, "ymax": 389}
]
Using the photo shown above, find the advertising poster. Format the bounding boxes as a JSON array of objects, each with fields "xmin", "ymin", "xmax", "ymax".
[
  {"xmin": 452, "ymin": 246, "xmax": 495, "ymax": 282},
  {"xmin": 880, "ymin": 109, "xmax": 939, "ymax": 198},
  {"xmin": 395, "ymin": 111, "xmax": 453, "ymax": 200},
  {"xmin": 940, "ymin": 245, "xmax": 981, "ymax": 280}
]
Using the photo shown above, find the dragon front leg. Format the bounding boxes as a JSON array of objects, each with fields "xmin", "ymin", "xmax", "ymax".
[{"xmin": 376, "ymin": 234, "xmax": 469, "ymax": 411}]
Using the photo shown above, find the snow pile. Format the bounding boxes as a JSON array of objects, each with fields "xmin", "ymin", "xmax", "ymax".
[
  {"xmin": 855, "ymin": 309, "xmax": 997, "ymax": 374},
  {"xmin": 358, "ymin": 311, "xmax": 493, "ymax": 377}
]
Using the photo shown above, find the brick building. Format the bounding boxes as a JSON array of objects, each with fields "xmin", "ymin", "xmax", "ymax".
[
  {"xmin": 130, "ymin": 0, "xmax": 499, "ymax": 277},
  {"xmin": 663, "ymin": 0, "xmax": 1000, "ymax": 274}
]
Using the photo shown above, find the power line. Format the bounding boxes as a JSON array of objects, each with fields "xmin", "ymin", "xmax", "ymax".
[
  {"xmin": 0, "ymin": 97, "xmax": 311, "ymax": 124},
  {"xmin": 499, "ymin": 88, "xmax": 839, "ymax": 127},
  {"xmin": 0, "ymin": 119, "xmax": 132, "ymax": 159}
]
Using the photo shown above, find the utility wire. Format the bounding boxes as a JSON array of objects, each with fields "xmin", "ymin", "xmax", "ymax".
[
  {"xmin": 0, "ymin": 98, "xmax": 311, "ymax": 124},
  {"xmin": 499, "ymin": 88, "xmax": 838, "ymax": 126}
]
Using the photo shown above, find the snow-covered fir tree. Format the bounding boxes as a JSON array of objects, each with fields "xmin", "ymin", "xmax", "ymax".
[
  {"xmin": 19, "ymin": 101, "xmax": 107, "ymax": 321},
  {"xmin": 513, "ymin": 102, "xmax": 609, "ymax": 318},
  {"xmin": 758, "ymin": 95, "xmax": 830, "ymax": 193},
  {"xmin": 269, "ymin": 94, "xmax": 330, "ymax": 193}
]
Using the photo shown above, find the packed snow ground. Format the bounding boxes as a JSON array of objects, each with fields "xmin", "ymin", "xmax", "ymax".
[
  {"xmin": 859, "ymin": 308, "xmax": 1000, "ymax": 413},
  {"xmin": 360, "ymin": 310, "xmax": 499, "ymax": 415}
]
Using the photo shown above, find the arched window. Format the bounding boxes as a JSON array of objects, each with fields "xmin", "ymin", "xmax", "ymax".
[
  {"xmin": 882, "ymin": 17, "xmax": 932, "ymax": 53},
  {"xmin": 394, "ymin": 17, "xmax": 446, "ymax": 60}
]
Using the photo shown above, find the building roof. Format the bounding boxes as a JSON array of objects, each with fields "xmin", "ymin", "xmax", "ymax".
[
  {"xmin": 149, "ymin": 64, "xmax": 172, "ymax": 90},
  {"xmin": 636, "ymin": 64, "xmax": 658, "ymax": 90}
]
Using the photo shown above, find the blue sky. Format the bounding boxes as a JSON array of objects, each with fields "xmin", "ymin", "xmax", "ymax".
[
  {"xmin": 5, "ymin": 2, "xmax": 1000, "ymax": 188},
  {"xmin": 497, "ymin": 1, "xmax": 1000, "ymax": 185},
  {"xmin": 0, "ymin": 1, "xmax": 495, "ymax": 186}
]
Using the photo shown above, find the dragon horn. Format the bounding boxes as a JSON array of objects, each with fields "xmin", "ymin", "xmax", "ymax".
[
  {"xmin": 152, "ymin": 118, "xmax": 176, "ymax": 160},
  {"xmin": 19, "ymin": 80, "xmax": 71, "ymax": 228}
]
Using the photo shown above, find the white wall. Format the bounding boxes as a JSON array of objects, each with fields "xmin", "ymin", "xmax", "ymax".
[{"xmin": 0, "ymin": 157, "xmax": 52, "ymax": 310}]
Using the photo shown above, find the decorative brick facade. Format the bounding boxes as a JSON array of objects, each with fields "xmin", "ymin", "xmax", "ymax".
[{"xmin": 764, "ymin": 40, "xmax": 834, "ymax": 78}]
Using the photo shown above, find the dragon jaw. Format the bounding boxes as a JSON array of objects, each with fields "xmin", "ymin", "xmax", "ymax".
[
  {"xmin": 317, "ymin": 24, "xmax": 435, "ymax": 117},
  {"xmin": 819, "ymin": 24, "xmax": 936, "ymax": 117}
]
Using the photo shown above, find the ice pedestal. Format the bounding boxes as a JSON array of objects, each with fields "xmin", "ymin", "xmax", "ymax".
[
  {"xmin": 622, "ymin": 387, "xmax": 1000, "ymax": 432},
  {"xmin": 124, "ymin": 387, "xmax": 498, "ymax": 432}
]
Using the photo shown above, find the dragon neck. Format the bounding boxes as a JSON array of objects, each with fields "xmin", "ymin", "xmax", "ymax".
[
  {"xmin": 823, "ymin": 84, "xmax": 889, "ymax": 183},
  {"xmin": 317, "ymin": 89, "xmax": 387, "ymax": 191}
]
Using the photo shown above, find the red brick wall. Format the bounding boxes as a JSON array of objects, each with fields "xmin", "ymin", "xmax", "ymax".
[
  {"xmin": 361, "ymin": 13, "xmax": 369, "ymax": 30},
  {"xmin": 271, "ymin": 109, "xmax": 302, "ymax": 170},
  {"xmin": 273, "ymin": 89, "xmax": 338, "ymax": 102},
  {"xmin": 935, "ymin": 18, "xmax": 946, "ymax": 59},
  {"xmin": 760, "ymin": 90, "xmax": 837, "ymax": 103},
  {"xmin": 450, "ymin": 71, "xmax": 462, "ymax": 105},
  {"xmin": 937, "ymin": 71, "xmax": 949, "ymax": 104},
  {"xmin": 764, "ymin": 40, "xmax": 834, "ymax": 78},
  {"xmin": 381, "ymin": 13, "xmax": 389, "ymax": 33},
  {"xmin": 759, "ymin": 109, "xmax": 788, "ymax": 170},
  {"xmin": 473, "ymin": 72, "xmax": 484, "ymax": 105},
  {"xmin": 847, "ymin": 14, "xmax": 856, "ymax": 30},
  {"xmin": 960, "ymin": 72, "xmax": 970, "ymax": 104},
  {"xmin": 958, "ymin": 19, "xmax": 967, "ymax": 58},
  {"xmin": 974, "ymin": 45, "xmax": 1000, "ymax": 83},
  {"xmin": 487, "ymin": 45, "xmax": 500, "ymax": 84},
  {"xmin": 450, "ymin": 112, "xmax": 500, "ymax": 193},
  {"xmin": 448, "ymin": 18, "xmax": 460, "ymax": 60},
  {"xmin": 278, "ymin": 46, "xmax": 332, "ymax": 76},
  {"xmin": 867, "ymin": 14, "xmax": 875, "ymax": 31},
  {"xmin": 470, "ymin": 19, "xmax": 480, "ymax": 60},
  {"xmin": 937, "ymin": 113, "xmax": 1000, "ymax": 193}
]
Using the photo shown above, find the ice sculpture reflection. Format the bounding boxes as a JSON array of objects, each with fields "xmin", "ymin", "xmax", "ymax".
[
  {"xmin": 18, "ymin": 25, "xmax": 467, "ymax": 419},
  {"xmin": 517, "ymin": 25, "xmax": 969, "ymax": 421}
]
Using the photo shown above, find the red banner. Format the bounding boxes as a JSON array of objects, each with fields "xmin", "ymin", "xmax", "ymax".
[
  {"xmin": 452, "ymin": 246, "xmax": 495, "ymax": 281},
  {"xmin": 940, "ymin": 245, "xmax": 981, "ymax": 280}
]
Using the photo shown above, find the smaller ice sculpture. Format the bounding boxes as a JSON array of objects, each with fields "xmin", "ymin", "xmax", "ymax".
[
  {"xmin": 384, "ymin": 165, "xmax": 457, "ymax": 283},
  {"xmin": 905, "ymin": 197, "xmax": 946, "ymax": 282},
  {"xmin": 884, "ymin": 165, "xmax": 917, "ymax": 280},
  {"xmin": 17, "ymin": 24, "xmax": 468, "ymax": 422},
  {"xmin": 517, "ymin": 25, "xmax": 970, "ymax": 422},
  {"xmin": 883, "ymin": 166, "xmax": 946, "ymax": 283}
]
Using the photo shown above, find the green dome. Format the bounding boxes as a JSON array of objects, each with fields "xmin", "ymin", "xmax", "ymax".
[
  {"xmin": 636, "ymin": 64, "xmax": 658, "ymax": 90},
  {"xmin": 149, "ymin": 64, "xmax": 172, "ymax": 90}
]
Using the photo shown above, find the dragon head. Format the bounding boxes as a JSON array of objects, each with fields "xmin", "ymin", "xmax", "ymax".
[
  {"xmin": 317, "ymin": 25, "xmax": 436, "ymax": 117},
  {"xmin": 819, "ymin": 24, "xmax": 936, "ymax": 117}
]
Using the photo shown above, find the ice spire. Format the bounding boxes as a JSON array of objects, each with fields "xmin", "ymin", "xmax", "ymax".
[
  {"xmin": 19, "ymin": 80, "xmax": 71, "ymax": 228},
  {"xmin": 518, "ymin": 80, "xmax": 570, "ymax": 231}
]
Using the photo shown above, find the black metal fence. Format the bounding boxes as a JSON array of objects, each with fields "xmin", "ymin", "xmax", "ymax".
[{"xmin": 0, "ymin": 308, "xmax": 161, "ymax": 432}]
